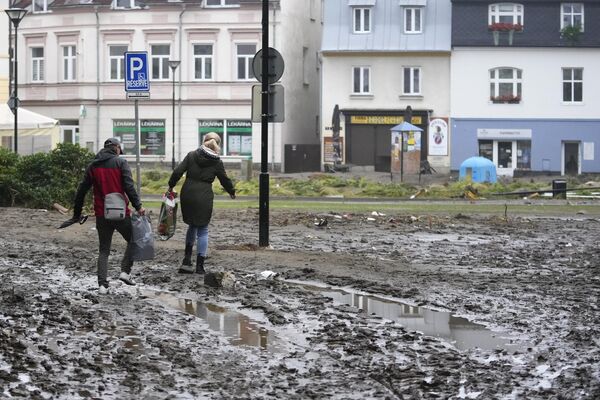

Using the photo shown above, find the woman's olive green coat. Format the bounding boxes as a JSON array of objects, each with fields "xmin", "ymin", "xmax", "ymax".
[{"xmin": 168, "ymin": 147, "xmax": 235, "ymax": 226}]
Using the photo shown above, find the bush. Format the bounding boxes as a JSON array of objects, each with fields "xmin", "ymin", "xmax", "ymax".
[{"xmin": 0, "ymin": 144, "xmax": 94, "ymax": 209}]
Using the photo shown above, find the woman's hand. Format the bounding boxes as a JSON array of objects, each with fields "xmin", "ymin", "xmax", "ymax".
[{"xmin": 230, "ymin": 193, "xmax": 236, "ymax": 199}]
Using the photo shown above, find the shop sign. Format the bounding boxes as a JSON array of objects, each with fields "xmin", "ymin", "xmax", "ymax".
[
  {"xmin": 324, "ymin": 137, "xmax": 343, "ymax": 163},
  {"xmin": 350, "ymin": 115, "xmax": 422, "ymax": 125},
  {"xmin": 477, "ymin": 129, "xmax": 532, "ymax": 139},
  {"xmin": 112, "ymin": 119, "xmax": 165, "ymax": 156},
  {"xmin": 428, "ymin": 118, "xmax": 448, "ymax": 156}
]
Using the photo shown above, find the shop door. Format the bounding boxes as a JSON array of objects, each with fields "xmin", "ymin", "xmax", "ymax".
[
  {"xmin": 374, "ymin": 126, "xmax": 391, "ymax": 172},
  {"xmin": 496, "ymin": 141, "xmax": 514, "ymax": 176},
  {"xmin": 563, "ymin": 142, "xmax": 580, "ymax": 175},
  {"xmin": 348, "ymin": 125, "xmax": 375, "ymax": 166}
]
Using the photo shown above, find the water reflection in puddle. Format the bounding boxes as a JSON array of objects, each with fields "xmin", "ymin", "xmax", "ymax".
[
  {"xmin": 142, "ymin": 290, "xmax": 281, "ymax": 352},
  {"xmin": 288, "ymin": 280, "xmax": 529, "ymax": 353}
]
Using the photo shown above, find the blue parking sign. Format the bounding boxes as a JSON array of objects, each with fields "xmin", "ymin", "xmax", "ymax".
[{"xmin": 125, "ymin": 52, "xmax": 150, "ymax": 92}]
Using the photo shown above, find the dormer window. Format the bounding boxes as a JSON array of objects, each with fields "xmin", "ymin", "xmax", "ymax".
[
  {"xmin": 404, "ymin": 8, "xmax": 422, "ymax": 33},
  {"xmin": 349, "ymin": 0, "xmax": 375, "ymax": 34},
  {"xmin": 489, "ymin": 3, "xmax": 523, "ymax": 26},
  {"xmin": 561, "ymin": 3, "xmax": 584, "ymax": 31},
  {"xmin": 32, "ymin": 0, "xmax": 50, "ymax": 13},
  {"xmin": 353, "ymin": 8, "xmax": 371, "ymax": 33}
]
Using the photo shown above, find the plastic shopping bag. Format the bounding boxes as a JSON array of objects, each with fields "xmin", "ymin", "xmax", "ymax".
[
  {"xmin": 157, "ymin": 192, "xmax": 178, "ymax": 241},
  {"xmin": 131, "ymin": 214, "xmax": 155, "ymax": 261}
]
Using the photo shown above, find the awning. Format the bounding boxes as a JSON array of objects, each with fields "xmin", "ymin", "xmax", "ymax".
[{"xmin": 0, "ymin": 104, "xmax": 58, "ymax": 130}]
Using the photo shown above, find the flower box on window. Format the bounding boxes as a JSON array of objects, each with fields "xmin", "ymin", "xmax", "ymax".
[
  {"xmin": 490, "ymin": 95, "xmax": 521, "ymax": 104},
  {"xmin": 488, "ymin": 23, "xmax": 523, "ymax": 32}
]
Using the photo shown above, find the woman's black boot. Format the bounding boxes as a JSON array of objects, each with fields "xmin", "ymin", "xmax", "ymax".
[
  {"xmin": 196, "ymin": 255, "xmax": 205, "ymax": 274},
  {"xmin": 182, "ymin": 244, "xmax": 193, "ymax": 266}
]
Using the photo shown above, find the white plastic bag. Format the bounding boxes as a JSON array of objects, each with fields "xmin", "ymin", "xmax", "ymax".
[{"xmin": 131, "ymin": 214, "xmax": 155, "ymax": 261}]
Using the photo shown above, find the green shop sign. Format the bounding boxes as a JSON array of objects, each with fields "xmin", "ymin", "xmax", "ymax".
[{"xmin": 112, "ymin": 119, "xmax": 166, "ymax": 156}]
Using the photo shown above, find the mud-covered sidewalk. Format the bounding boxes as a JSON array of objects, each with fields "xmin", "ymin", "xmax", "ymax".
[{"xmin": 1, "ymin": 205, "xmax": 599, "ymax": 399}]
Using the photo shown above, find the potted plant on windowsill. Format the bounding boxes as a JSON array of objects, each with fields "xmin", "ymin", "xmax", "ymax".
[
  {"xmin": 560, "ymin": 24, "xmax": 582, "ymax": 45},
  {"xmin": 490, "ymin": 95, "xmax": 521, "ymax": 104},
  {"xmin": 489, "ymin": 23, "xmax": 523, "ymax": 45}
]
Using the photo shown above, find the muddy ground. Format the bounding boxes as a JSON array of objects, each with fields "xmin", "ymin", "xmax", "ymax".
[{"xmin": 0, "ymin": 203, "xmax": 599, "ymax": 399}]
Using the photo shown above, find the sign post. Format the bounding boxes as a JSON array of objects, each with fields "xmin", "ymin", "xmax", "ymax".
[{"xmin": 124, "ymin": 51, "xmax": 150, "ymax": 194}]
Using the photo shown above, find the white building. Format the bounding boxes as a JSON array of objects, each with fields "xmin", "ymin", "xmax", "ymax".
[
  {"xmin": 321, "ymin": 0, "xmax": 452, "ymax": 175},
  {"xmin": 10, "ymin": 0, "xmax": 323, "ymax": 171}
]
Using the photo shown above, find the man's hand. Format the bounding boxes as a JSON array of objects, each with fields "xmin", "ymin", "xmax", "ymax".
[{"xmin": 137, "ymin": 207, "xmax": 146, "ymax": 216}]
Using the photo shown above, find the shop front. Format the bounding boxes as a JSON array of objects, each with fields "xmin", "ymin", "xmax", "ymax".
[
  {"xmin": 335, "ymin": 109, "xmax": 428, "ymax": 172},
  {"xmin": 451, "ymin": 119, "xmax": 600, "ymax": 176}
]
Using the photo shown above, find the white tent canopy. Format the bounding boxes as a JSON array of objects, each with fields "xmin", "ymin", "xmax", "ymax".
[
  {"xmin": 0, "ymin": 105, "xmax": 60, "ymax": 155},
  {"xmin": 0, "ymin": 104, "xmax": 58, "ymax": 130}
]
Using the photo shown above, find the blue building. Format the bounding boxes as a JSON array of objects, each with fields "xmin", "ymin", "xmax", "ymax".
[{"xmin": 450, "ymin": 0, "xmax": 600, "ymax": 176}]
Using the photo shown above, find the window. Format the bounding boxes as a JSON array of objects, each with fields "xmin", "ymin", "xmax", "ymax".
[
  {"xmin": 352, "ymin": 66, "xmax": 370, "ymax": 94},
  {"xmin": 479, "ymin": 140, "xmax": 493, "ymax": 161},
  {"xmin": 206, "ymin": 0, "xmax": 240, "ymax": 7},
  {"xmin": 302, "ymin": 47, "xmax": 309, "ymax": 85},
  {"xmin": 151, "ymin": 44, "xmax": 171, "ymax": 80},
  {"xmin": 517, "ymin": 141, "xmax": 531, "ymax": 169},
  {"xmin": 563, "ymin": 68, "xmax": 583, "ymax": 103},
  {"xmin": 404, "ymin": 8, "xmax": 422, "ymax": 33},
  {"xmin": 490, "ymin": 67, "xmax": 522, "ymax": 103},
  {"xmin": 62, "ymin": 45, "xmax": 76, "ymax": 81},
  {"xmin": 489, "ymin": 3, "xmax": 523, "ymax": 25},
  {"xmin": 109, "ymin": 45, "xmax": 127, "ymax": 80},
  {"xmin": 32, "ymin": 0, "xmax": 49, "ymax": 13},
  {"xmin": 353, "ymin": 8, "xmax": 371, "ymax": 33},
  {"xmin": 236, "ymin": 44, "xmax": 255, "ymax": 80},
  {"xmin": 561, "ymin": 3, "xmax": 584, "ymax": 30},
  {"xmin": 113, "ymin": 0, "xmax": 136, "ymax": 8},
  {"xmin": 403, "ymin": 67, "xmax": 421, "ymax": 95},
  {"xmin": 31, "ymin": 47, "xmax": 45, "ymax": 82},
  {"xmin": 193, "ymin": 44, "xmax": 213, "ymax": 80}
]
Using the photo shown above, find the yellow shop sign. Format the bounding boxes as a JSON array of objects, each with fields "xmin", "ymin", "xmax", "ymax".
[{"xmin": 350, "ymin": 116, "xmax": 422, "ymax": 125}]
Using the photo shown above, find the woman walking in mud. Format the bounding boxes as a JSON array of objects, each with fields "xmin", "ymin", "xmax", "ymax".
[{"xmin": 167, "ymin": 132, "xmax": 236, "ymax": 274}]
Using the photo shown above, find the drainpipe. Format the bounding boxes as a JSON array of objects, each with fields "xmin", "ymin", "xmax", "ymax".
[
  {"xmin": 95, "ymin": 6, "xmax": 100, "ymax": 152},
  {"xmin": 177, "ymin": 5, "xmax": 186, "ymax": 163}
]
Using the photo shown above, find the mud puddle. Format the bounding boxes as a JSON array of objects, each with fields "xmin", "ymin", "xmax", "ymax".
[
  {"xmin": 141, "ymin": 289, "xmax": 287, "ymax": 353},
  {"xmin": 287, "ymin": 279, "xmax": 531, "ymax": 353}
]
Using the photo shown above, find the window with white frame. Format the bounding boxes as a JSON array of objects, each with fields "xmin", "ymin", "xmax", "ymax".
[
  {"xmin": 151, "ymin": 44, "xmax": 171, "ymax": 80},
  {"xmin": 563, "ymin": 68, "xmax": 583, "ymax": 103},
  {"xmin": 353, "ymin": 8, "xmax": 371, "ymax": 33},
  {"xmin": 113, "ymin": 0, "xmax": 136, "ymax": 9},
  {"xmin": 490, "ymin": 67, "xmax": 522, "ymax": 102},
  {"xmin": 31, "ymin": 47, "xmax": 45, "ymax": 82},
  {"xmin": 561, "ymin": 3, "xmax": 584, "ymax": 30},
  {"xmin": 402, "ymin": 67, "xmax": 421, "ymax": 95},
  {"xmin": 193, "ymin": 44, "xmax": 213, "ymax": 80},
  {"xmin": 206, "ymin": 0, "xmax": 240, "ymax": 7},
  {"xmin": 236, "ymin": 44, "xmax": 255, "ymax": 80},
  {"xmin": 404, "ymin": 8, "xmax": 422, "ymax": 33},
  {"xmin": 62, "ymin": 45, "xmax": 76, "ymax": 81},
  {"xmin": 489, "ymin": 3, "xmax": 524, "ymax": 25},
  {"xmin": 352, "ymin": 66, "xmax": 370, "ymax": 94},
  {"xmin": 109, "ymin": 45, "xmax": 127, "ymax": 80},
  {"xmin": 32, "ymin": 0, "xmax": 49, "ymax": 13}
]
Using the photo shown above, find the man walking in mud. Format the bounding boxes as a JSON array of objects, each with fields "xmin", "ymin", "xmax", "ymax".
[{"xmin": 67, "ymin": 137, "xmax": 145, "ymax": 294}]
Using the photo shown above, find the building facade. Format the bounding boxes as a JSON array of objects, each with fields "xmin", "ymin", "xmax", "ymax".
[
  {"xmin": 451, "ymin": 0, "xmax": 600, "ymax": 176},
  {"xmin": 10, "ymin": 0, "xmax": 322, "ymax": 171},
  {"xmin": 1, "ymin": 0, "xmax": 9, "ymax": 103},
  {"xmin": 321, "ymin": 0, "xmax": 452, "ymax": 175}
]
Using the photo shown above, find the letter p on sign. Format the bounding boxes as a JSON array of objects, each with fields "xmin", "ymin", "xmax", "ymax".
[{"xmin": 129, "ymin": 57, "xmax": 143, "ymax": 80}]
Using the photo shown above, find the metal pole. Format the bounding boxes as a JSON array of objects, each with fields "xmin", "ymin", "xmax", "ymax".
[
  {"xmin": 13, "ymin": 22, "xmax": 18, "ymax": 154},
  {"xmin": 259, "ymin": 0, "xmax": 269, "ymax": 247},
  {"xmin": 171, "ymin": 71, "xmax": 175, "ymax": 170},
  {"xmin": 135, "ymin": 99, "xmax": 141, "ymax": 194}
]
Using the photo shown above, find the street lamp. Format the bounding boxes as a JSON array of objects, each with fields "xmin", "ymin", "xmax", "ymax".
[
  {"xmin": 5, "ymin": 8, "xmax": 27, "ymax": 154},
  {"xmin": 168, "ymin": 60, "xmax": 180, "ymax": 170}
]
